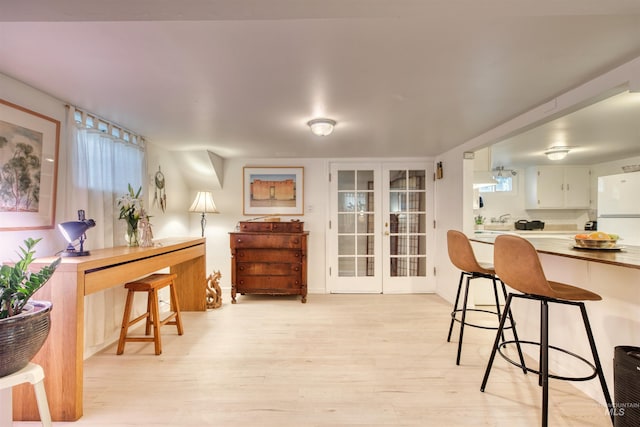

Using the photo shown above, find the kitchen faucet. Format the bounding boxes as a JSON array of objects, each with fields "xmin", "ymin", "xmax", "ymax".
[{"xmin": 498, "ymin": 213, "xmax": 511, "ymax": 223}]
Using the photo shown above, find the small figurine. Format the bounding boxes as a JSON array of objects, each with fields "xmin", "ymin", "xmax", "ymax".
[{"xmin": 139, "ymin": 210, "xmax": 154, "ymax": 247}]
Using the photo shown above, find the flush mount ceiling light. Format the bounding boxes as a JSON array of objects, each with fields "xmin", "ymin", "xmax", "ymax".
[
  {"xmin": 307, "ymin": 118, "xmax": 336, "ymax": 136},
  {"xmin": 544, "ymin": 146, "xmax": 571, "ymax": 161}
]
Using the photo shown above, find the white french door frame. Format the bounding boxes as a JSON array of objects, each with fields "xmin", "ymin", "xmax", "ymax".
[{"xmin": 326, "ymin": 160, "xmax": 435, "ymax": 294}]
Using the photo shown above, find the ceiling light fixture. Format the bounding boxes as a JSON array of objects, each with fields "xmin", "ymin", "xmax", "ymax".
[
  {"xmin": 307, "ymin": 118, "xmax": 336, "ymax": 136},
  {"xmin": 544, "ymin": 146, "xmax": 570, "ymax": 161}
]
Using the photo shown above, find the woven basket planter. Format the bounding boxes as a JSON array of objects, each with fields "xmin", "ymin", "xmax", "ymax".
[{"xmin": 0, "ymin": 300, "xmax": 52, "ymax": 377}]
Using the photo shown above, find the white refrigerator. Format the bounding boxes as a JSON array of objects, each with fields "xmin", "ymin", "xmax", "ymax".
[{"xmin": 597, "ymin": 171, "xmax": 640, "ymax": 246}]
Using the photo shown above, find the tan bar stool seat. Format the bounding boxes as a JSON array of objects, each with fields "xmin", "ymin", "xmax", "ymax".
[
  {"xmin": 117, "ymin": 273, "xmax": 184, "ymax": 355},
  {"xmin": 481, "ymin": 234, "xmax": 613, "ymax": 427}
]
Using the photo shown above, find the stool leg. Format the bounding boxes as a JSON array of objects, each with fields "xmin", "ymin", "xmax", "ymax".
[
  {"xmin": 481, "ymin": 293, "xmax": 514, "ymax": 392},
  {"xmin": 145, "ymin": 291, "xmax": 153, "ymax": 336},
  {"xmin": 169, "ymin": 282, "xmax": 184, "ymax": 335},
  {"xmin": 455, "ymin": 275, "xmax": 472, "ymax": 365},
  {"xmin": 491, "ymin": 277, "xmax": 506, "ymax": 343},
  {"xmin": 500, "ymin": 281, "xmax": 527, "ymax": 374},
  {"xmin": 117, "ymin": 289, "xmax": 135, "ymax": 355},
  {"xmin": 33, "ymin": 379, "xmax": 52, "ymax": 427},
  {"xmin": 541, "ymin": 300, "xmax": 549, "ymax": 427},
  {"xmin": 579, "ymin": 303, "xmax": 614, "ymax": 425},
  {"xmin": 0, "ymin": 388, "xmax": 12, "ymax": 427},
  {"xmin": 447, "ymin": 272, "xmax": 465, "ymax": 342},
  {"xmin": 150, "ymin": 288, "xmax": 162, "ymax": 355}
]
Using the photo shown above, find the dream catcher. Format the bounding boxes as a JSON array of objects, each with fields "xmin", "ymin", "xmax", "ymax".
[{"xmin": 153, "ymin": 166, "xmax": 166, "ymax": 213}]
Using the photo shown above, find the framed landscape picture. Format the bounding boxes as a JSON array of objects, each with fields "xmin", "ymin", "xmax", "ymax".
[
  {"xmin": 243, "ymin": 166, "xmax": 304, "ymax": 216},
  {"xmin": 0, "ymin": 99, "xmax": 60, "ymax": 230}
]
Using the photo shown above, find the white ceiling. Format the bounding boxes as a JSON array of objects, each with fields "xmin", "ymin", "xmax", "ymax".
[{"xmin": 2, "ymin": 0, "xmax": 640, "ymax": 160}]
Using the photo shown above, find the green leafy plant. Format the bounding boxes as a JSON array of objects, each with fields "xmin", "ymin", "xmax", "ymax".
[
  {"xmin": 0, "ymin": 238, "xmax": 60, "ymax": 319},
  {"xmin": 474, "ymin": 215, "xmax": 485, "ymax": 225}
]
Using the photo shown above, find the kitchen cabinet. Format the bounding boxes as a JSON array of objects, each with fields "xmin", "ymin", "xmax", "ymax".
[
  {"xmin": 229, "ymin": 221, "xmax": 308, "ymax": 303},
  {"xmin": 525, "ymin": 166, "xmax": 591, "ymax": 209}
]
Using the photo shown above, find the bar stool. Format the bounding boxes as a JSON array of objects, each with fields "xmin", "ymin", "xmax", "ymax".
[
  {"xmin": 117, "ymin": 273, "xmax": 184, "ymax": 355},
  {"xmin": 481, "ymin": 234, "xmax": 613, "ymax": 427},
  {"xmin": 446, "ymin": 230, "xmax": 525, "ymax": 366},
  {"xmin": 0, "ymin": 363, "xmax": 51, "ymax": 427}
]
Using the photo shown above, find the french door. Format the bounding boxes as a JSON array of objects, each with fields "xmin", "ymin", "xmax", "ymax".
[{"xmin": 327, "ymin": 162, "xmax": 434, "ymax": 294}]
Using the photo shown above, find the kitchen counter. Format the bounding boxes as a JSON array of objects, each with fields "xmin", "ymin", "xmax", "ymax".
[{"xmin": 470, "ymin": 233, "xmax": 640, "ymax": 270}]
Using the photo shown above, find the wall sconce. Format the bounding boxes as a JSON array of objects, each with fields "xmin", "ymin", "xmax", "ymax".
[
  {"xmin": 189, "ymin": 191, "xmax": 219, "ymax": 237},
  {"xmin": 57, "ymin": 209, "xmax": 96, "ymax": 257},
  {"xmin": 545, "ymin": 146, "xmax": 570, "ymax": 161},
  {"xmin": 307, "ymin": 118, "xmax": 336, "ymax": 136}
]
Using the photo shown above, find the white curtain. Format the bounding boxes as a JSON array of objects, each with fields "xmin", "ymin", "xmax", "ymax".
[{"xmin": 64, "ymin": 106, "xmax": 146, "ymax": 356}]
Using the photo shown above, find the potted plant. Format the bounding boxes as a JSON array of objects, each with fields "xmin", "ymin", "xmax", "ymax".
[{"xmin": 0, "ymin": 237, "xmax": 60, "ymax": 377}]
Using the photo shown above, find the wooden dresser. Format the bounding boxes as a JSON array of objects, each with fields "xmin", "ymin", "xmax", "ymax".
[{"xmin": 230, "ymin": 221, "xmax": 308, "ymax": 303}]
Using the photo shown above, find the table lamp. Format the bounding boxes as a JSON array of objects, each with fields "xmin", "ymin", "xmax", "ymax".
[
  {"xmin": 58, "ymin": 210, "xmax": 96, "ymax": 256},
  {"xmin": 189, "ymin": 191, "xmax": 219, "ymax": 237}
]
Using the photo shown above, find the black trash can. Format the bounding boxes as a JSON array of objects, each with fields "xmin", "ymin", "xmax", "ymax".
[{"xmin": 614, "ymin": 346, "xmax": 640, "ymax": 426}]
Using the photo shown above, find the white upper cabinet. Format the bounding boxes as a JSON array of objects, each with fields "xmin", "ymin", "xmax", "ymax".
[{"xmin": 525, "ymin": 166, "xmax": 591, "ymax": 209}]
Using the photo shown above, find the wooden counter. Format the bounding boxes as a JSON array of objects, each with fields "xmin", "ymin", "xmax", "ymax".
[
  {"xmin": 12, "ymin": 237, "xmax": 206, "ymax": 421},
  {"xmin": 470, "ymin": 233, "xmax": 640, "ymax": 270}
]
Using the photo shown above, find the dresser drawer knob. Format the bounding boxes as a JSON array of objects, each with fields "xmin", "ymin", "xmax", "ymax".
[
  {"xmin": 236, "ymin": 238, "xmax": 242, "ymax": 243},
  {"xmin": 239, "ymin": 266, "xmax": 245, "ymax": 271}
]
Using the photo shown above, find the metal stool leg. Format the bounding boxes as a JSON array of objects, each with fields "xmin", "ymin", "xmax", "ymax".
[
  {"xmin": 456, "ymin": 275, "xmax": 472, "ymax": 365},
  {"xmin": 541, "ymin": 300, "xmax": 549, "ymax": 427},
  {"xmin": 579, "ymin": 303, "xmax": 614, "ymax": 425},
  {"xmin": 500, "ymin": 281, "xmax": 527, "ymax": 374},
  {"xmin": 481, "ymin": 293, "xmax": 514, "ymax": 391},
  {"xmin": 447, "ymin": 272, "xmax": 466, "ymax": 342}
]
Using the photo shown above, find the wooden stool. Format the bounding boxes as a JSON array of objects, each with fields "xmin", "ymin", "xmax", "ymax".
[
  {"xmin": 117, "ymin": 273, "xmax": 184, "ymax": 355},
  {"xmin": 0, "ymin": 363, "xmax": 52, "ymax": 427}
]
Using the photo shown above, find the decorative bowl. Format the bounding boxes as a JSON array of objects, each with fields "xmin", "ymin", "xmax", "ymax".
[{"xmin": 574, "ymin": 238, "xmax": 618, "ymax": 249}]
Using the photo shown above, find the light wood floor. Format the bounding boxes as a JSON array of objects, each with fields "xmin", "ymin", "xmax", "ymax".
[{"xmin": 22, "ymin": 294, "xmax": 612, "ymax": 426}]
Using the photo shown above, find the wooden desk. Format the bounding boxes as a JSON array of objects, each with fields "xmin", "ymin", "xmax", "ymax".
[{"xmin": 12, "ymin": 237, "xmax": 206, "ymax": 421}]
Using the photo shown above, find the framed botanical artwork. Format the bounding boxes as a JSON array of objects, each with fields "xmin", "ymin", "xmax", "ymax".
[
  {"xmin": 0, "ymin": 99, "xmax": 60, "ymax": 230},
  {"xmin": 243, "ymin": 166, "xmax": 304, "ymax": 216}
]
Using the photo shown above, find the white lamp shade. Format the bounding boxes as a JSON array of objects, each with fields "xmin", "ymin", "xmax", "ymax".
[
  {"xmin": 189, "ymin": 191, "xmax": 219, "ymax": 213},
  {"xmin": 307, "ymin": 118, "xmax": 336, "ymax": 136}
]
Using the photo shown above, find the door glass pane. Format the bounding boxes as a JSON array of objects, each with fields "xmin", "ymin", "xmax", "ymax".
[
  {"xmin": 338, "ymin": 214, "xmax": 355, "ymax": 233},
  {"xmin": 338, "ymin": 236, "xmax": 354, "ymax": 255},
  {"xmin": 356, "ymin": 214, "xmax": 374, "ymax": 233},
  {"xmin": 357, "ymin": 257, "xmax": 374, "ymax": 277},
  {"xmin": 389, "ymin": 192, "xmax": 405, "ymax": 212},
  {"xmin": 357, "ymin": 170, "xmax": 374, "ymax": 190},
  {"xmin": 389, "ymin": 170, "xmax": 406, "ymax": 189},
  {"xmin": 338, "ymin": 171, "xmax": 355, "ymax": 190},
  {"xmin": 339, "ymin": 258, "xmax": 355, "ymax": 277},
  {"xmin": 409, "ymin": 257, "xmax": 426, "ymax": 276},
  {"xmin": 338, "ymin": 192, "xmax": 356, "ymax": 212},
  {"xmin": 408, "ymin": 170, "xmax": 426, "ymax": 190},
  {"xmin": 357, "ymin": 236, "xmax": 374, "ymax": 255}
]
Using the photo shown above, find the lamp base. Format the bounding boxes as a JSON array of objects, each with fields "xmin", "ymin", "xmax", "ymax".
[{"xmin": 61, "ymin": 250, "xmax": 91, "ymax": 257}]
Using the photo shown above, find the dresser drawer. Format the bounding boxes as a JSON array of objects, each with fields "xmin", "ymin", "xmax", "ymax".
[
  {"xmin": 231, "ymin": 233, "xmax": 304, "ymax": 249},
  {"xmin": 236, "ymin": 275, "xmax": 302, "ymax": 290},
  {"xmin": 235, "ymin": 249, "xmax": 302, "ymax": 263},
  {"xmin": 237, "ymin": 262, "xmax": 302, "ymax": 276},
  {"xmin": 239, "ymin": 221, "xmax": 304, "ymax": 233}
]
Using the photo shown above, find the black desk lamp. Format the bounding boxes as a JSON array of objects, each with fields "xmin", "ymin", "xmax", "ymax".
[{"xmin": 58, "ymin": 210, "xmax": 96, "ymax": 257}]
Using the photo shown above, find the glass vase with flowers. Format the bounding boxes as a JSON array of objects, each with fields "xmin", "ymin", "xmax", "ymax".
[{"xmin": 117, "ymin": 184, "xmax": 143, "ymax": 246}]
